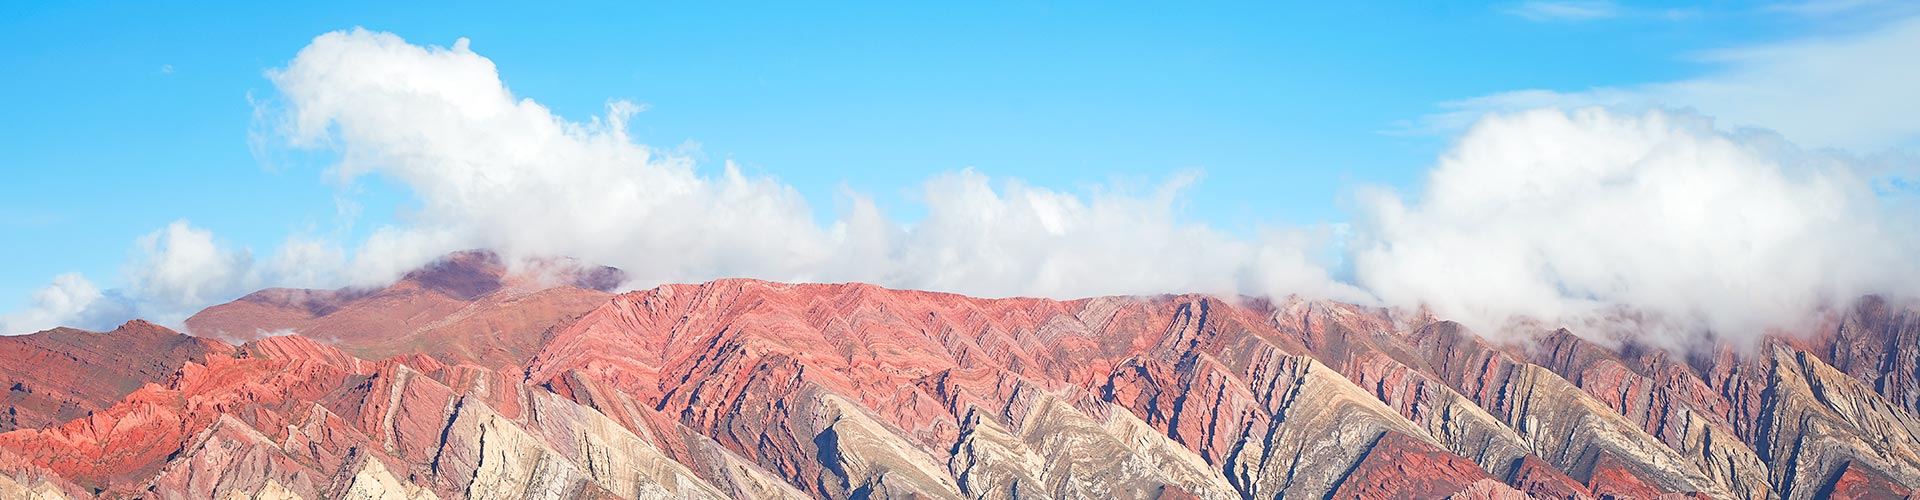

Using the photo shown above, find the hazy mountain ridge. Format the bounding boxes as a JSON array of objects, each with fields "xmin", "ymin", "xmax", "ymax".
[{"xmin": 0, "ymin": 252, "xmax": 1914, "ymax": 499}]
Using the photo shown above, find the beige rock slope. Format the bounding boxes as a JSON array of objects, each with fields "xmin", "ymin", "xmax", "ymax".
[{"xmin": 949, "ymin": 395, "xmax": 1239, "ymax": 500}]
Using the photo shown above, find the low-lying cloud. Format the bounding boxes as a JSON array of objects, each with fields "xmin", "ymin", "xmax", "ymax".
[
  {"xmin": 1353, "ymin": 108, "xmax": 1918, "ymax": 348},
  {"xmin": 4, "ymin": 27, "xmax": 1917, "ymax": 352}
]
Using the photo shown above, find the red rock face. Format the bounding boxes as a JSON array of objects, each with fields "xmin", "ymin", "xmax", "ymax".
[
  {"xmin": 1587, "ymin": 452, "xmax": 1684, "ymax": 500},
  {"xmin": 3, "ymin": 252, "xmax": 1920, "ymax": 499},
  {"xmin": 1510, "ymin": 455, "xmax": 1596, "ymax": 500},
  {"xmin": 0, "ymin": 320, "xmax": 232, "ymax": 432},
  {"xmin": 1327, "ymin": 432, "xmax": 1525, "ymax": 499},
  {"xmin": 1821, "ymin": 461, "xmax": 1915, "ymax": 500},
  {"xmin": 0, "ymin": 334, "xmax": 358, "ymax": 495}
]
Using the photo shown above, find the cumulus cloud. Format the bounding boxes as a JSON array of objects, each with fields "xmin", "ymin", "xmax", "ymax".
[
  {"xmin": 0, "ymin": 221, "xmax": 339, "ymax": 335},
  {"xmin": 1, "ymin": 226, "xmax": 236, "ymax": 334},
  {"xmin": 1352, "ymin": 107, "xmax": 1920, "ymax": 348},
  {"xmin": 124, "ymin": 221, "xmax": 259, "ymax": 321},
  {"xmin": 1426, "ymin": 15, "xmax": 1920, "ymax": 151},
  {"xmin": 264, "ymin": 31, "xmax": 834, "ymax": 287},
  {"xmin": 1385, "ymin": 11, "xmax": 1920, "ymax": 345},
  {"xmin": 0, "ymin": 273, "xmax": 121, "ymax": 334},
  {"xmin": 253, "ymin": 28, "xmax": 1364, "ymax": 303}
]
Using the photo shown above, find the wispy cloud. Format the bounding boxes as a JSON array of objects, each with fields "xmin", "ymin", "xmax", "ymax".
[
  {"xmin": 0, "ymin": 208, "xmax": 65, "ymax": 229},
  {"xmin": 1504, "ymin": 1, "xmax": 1621, "ymax": 22},
  {"xmin": 1414, "ymin": 14, "xmax": 1920, "ymax": 151},
  {"xmin": 1766, "ymin": 0, "xmax": 1888, "ymax": 16}
]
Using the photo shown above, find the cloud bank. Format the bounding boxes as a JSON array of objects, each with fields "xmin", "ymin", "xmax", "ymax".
[
  {"xmin": 1353, "ymin": 108, "xmax": 1918, "ymax": 348},
  {"xmin": 6, "ymin": 27, "xmax": 1918, "ymax": 353},
  {"xmin": 252, "ymin": 29, "xmax": 1366, "ymax": 305}
]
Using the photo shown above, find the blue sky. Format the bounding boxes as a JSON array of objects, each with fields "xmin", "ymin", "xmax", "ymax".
[{"xmin": 4, "ymin": 1, "xmax": 1918, "ymax": 337}]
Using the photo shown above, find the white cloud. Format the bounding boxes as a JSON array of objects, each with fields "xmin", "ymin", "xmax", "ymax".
[
  {"xmin": 1383, "ymin": 11, "xmax": 1920, "ymax": 346},
  {"xmin": 1352, "ymin": 107, "xmax": 1919, "ymax": 348},
  {"xmin": 263, "ymin": 237, "xmax": 347, "ymax": 289},
  {"xmin": 0, "ymin": 274, "xmax": 118, "ymax": 334},
  {"xmin": 124, "ymin": 221, "xmax": 258, "ymax": 322},
  {"xmin": 1427, "ymin": 15, "xmax": 1920, "ymax": 151},
  {"xmin": 867, "ymin": 169, "xmax": 1368, "ymax": 301},
  {"xmin": 253, "ymin": 28, "xmax": 1364, "ymax": 304},
  {"xmin": 0, "ymin": 221, "xmax": 333, "ymax": 335},
  {"xmin": 264, "ymin": 30, "xmax": 834, "ymax": 287},
  {"xmin": 1504, "ymin": 1, "xmax": 1621, "ymax": 22}
]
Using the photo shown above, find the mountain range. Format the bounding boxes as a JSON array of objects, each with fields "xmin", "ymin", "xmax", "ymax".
[{"xmin": 0, "ymin": 250, "xmax": 1914, "ymax": 499}]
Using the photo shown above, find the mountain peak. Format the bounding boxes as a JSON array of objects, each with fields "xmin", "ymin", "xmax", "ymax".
[
  {"xmin": 112, "ymin": 319, "xmax": 176, "ymax": 336},
  {"xmin": 393, "ymin": 249, "xmax": 625, "ymax": 300},
  {"xmin": 394, "ymin": 249, "xmax": 508, "ymax": 300}
]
